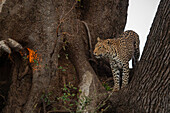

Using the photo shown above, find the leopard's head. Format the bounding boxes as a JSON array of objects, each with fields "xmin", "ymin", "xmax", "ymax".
[{"xmin": 93, "ymin": 37, "xmax": 111, "ymax": 59}]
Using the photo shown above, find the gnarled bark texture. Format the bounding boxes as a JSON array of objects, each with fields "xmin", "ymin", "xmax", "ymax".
[
  {"xmin": 128, "ymin": 0, "xmax": 169, "ymax": 112},
  {"xmin": 0, "ymin": 0, "xmax": 169, "ymax": 113},
  {"xmin": 109, "ymin": 0, "xmax": 169, "ymax": 112},
  {"xmin": 0, "ymin": 0, "xmax": 59, "ymax": 112},
  {"xmin": 0, "ymin": 0, "xmax": 128, "ymax": 112}
]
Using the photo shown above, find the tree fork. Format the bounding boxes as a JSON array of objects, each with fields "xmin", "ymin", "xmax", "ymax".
[{"xmin": 109, "ymin": 0, "xmax": 169, "ymax": 112}]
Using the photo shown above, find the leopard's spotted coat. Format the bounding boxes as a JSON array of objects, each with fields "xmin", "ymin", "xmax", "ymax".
[{"xmin": 93, "ymin": 30, "xmax": 140, "ymax": 91}]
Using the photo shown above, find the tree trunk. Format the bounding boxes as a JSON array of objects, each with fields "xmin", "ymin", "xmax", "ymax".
[
  {"xmin": 0, "ymin": 0, "xmax": 128, "ymax": 112},
  {"xmin": 0, "ymin": 0, "xmax": 60, "ymax": 112},
  {"xmin": 65, "ymin": 0, "xmax": 128, "ymax": 112},
  {"xmin": 109, "ymin": 0, "xmax": 169, "ymax": 112},
  {"xmin": 129, "ymin": 0, "xmax": 169, "ymax": 112}
]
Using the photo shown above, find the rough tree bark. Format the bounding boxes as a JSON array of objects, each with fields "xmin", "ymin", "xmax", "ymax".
[
  {"xmin": 0, "ymin": 0, "xmax": 129, "ymax": 112},
  {"xmin": 65, "ymin": 0, "xmax": 128, "ymax": 112},
  {"xmin": 109, "ymin": 0, "xmax": 169, "ymax": 112},
  {"xmin": 128, "ymin": 0, "xmax": 169, "ymax": 112},
  {"xmin": 0, "ymin": 0, "xmax": 169, "ymax": 113},
  {"xmin": 0, "ymin": 0, "xmax": 59, "ymax": 112}
]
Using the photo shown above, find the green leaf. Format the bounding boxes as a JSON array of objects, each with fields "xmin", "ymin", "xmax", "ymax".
[
  {"xmin": 23, "ymin": 56, "xmax": 28, "ymax": 59},
  {"xmin": 79, "ymin": 98, "xmax": 84, "ymax": 103},
  {"xmin": 44, "ymin": 98, "xmax": 47, "ymax": 102},
  {"xmin": 63, "ymin": 46, "xmax": 66, "ymax": 50},
  {"xmin": 65, "ymin": 54, "xmax": 69, "ymax": 59},
  {"xmin": 67, "ymin": 93, "xmax": 71, "ymax": 96},
  {"xmin": 63, "ymin": 97, "xmax": 66, "ymax": 101},
  {"xmin": 66, "ymin": 98, "xmax": 70, "ymax": 101},
  {"xmin": 48, "ymin": 92, "xmax": 52, "ymax": 96},
  {"xmin": 33, "ymin": 59, "xmax": 37, "ymax": 63},
  {"xmin": 73, "ymin": 87, "xmax": 77, "ymax": 90},
  {"xmin": 57, "ymin": 97, "xmax": 60, "ymax": 100},
  {"xmin": 79, "ymin": 89, "xmax": 82, "ymax": 93},
  {"xmin": 75, "ymin": 101, "xmax": 79, "ymax": 105},
  {"xmin": 58, "ymin": 66, "xmax": 62, "ymax": 69},
  {"xmin": 69, "ymin": 104, "xmax": 74, "ymax": 106},
  {"xmin": 62, "ymin": 69, "xmax": 66, "ymax": 71},
  {"xmin": 47, "ymin": 100, "xmax": 51, "ymax": 105},
  {"xmin": 41, "ymin": 94, "xmax": 44, "ymax": 99},
  {"xmin": 53, "ymin": 107, "xmax": 57, "ymax": 111},
  {"xmin": 73, "ymin": 76, "xmax": 75, "ymax": 80},
  {"xmin": 64, "ymin": 84, "xmax": 66, "ymax": 87}
]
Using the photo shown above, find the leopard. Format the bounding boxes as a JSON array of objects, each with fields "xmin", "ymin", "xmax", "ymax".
[{"xmin": 93, "ymin": 30, "xmax": 140, "ymax": 91}]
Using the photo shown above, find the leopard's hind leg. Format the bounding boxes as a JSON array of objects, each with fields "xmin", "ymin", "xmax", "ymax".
[{"xmin": 121, "ymin": 62, "xmax": 129, "ymax": 88}]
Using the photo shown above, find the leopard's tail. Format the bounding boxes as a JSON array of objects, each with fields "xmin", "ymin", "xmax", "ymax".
[{"xmin": 132, "ymin": 32, "xmax": 140, "ymax": 67}]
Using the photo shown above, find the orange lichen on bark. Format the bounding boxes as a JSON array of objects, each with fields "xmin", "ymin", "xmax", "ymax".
[
  {"xmin": 27, "ymin": 48, "xmax": 39, "ymax": 63},
  {"xmin": 20, "ymin": 48, "xmax": 41, "ymax": 70}
]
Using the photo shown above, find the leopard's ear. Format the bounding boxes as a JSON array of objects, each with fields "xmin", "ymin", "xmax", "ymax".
[{"xmin": 97, "ymin": 37, "xmax": 101, "ymax": 42}]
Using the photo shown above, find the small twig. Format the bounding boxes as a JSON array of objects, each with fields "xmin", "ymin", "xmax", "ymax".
[
  {"xmin": 43, "ymin": 101, "xmax": 47, "ymax": 113},
  {"xmin": 0, "ymin": 94, "xmax": 6, "ymax": 103},
  {"xmin": 47, "ymin": 110, "xmax": 70, "ymax": 113},
  {"xmin": 94, "ymin": 92, "xmax": 113, "ymax": 112},
  {"xmin": 0, "ymin": 81, "xmax": 7, "ymax": 86},
  {"xmin": 61, "ymin": 0, "xmax": 78, "ymax": 22},
  {"xmin": 62, "ymin": 32, "xmax": 74, "ymax": 37},
  {"xmin": 8, "ymin": 54, "xmax": 14, "ymax": 63},
  {"xmin": 105, "ymin": 77, "xmax": 114, "ymax": 82},
  {"xmin": 56, "ymin": 105, "xmax": 72, "ymax": 113},
  {"xmin": 51, "ymin": 1, "xmax": 77, "ymax": 58},
  {"xmin": 100, "ymin": 105, "xmax": 110, "ymax": 113},
  {"xmin": 38, "ymin": 107, "xmax": 41, "ymax": 113},
  {"xmin": 21, "ymin": 65, "xmax": 29, "ymax": 76}
]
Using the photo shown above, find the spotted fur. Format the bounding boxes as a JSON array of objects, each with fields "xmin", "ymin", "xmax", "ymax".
[{"xmin": 93, "ymin": 30, "xmax": 140, "ymax": 91}]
